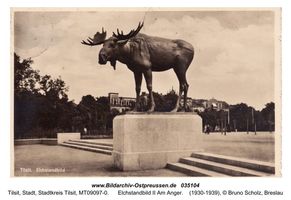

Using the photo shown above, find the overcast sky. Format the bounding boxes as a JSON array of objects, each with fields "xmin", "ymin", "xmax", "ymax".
[{"xmin": 14, "ymin": 9, "xmax": 278, "ymax": 110}]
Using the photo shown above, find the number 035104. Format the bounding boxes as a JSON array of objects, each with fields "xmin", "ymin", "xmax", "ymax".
[{"xmin": 181, "ymin": 183, "xmax": 200, "ymax": 188}]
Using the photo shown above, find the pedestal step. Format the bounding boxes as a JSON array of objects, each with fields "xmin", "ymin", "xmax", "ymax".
[
  {"xmin": 167, "ymin": 162, "xmax": 229, "ymax": 177},
  {"xmin": 69, "ymin": 139, "xmax": 113, "ymax": 147},
  {"xmin": 65, "ymin": 140, "xmax": 113, "ymax": 151},
  {"xmin": 167, "ymin": 152, "xmax": 275, "ymax": 177},
  {"xmin": 191, "ymin": 152, "xmax": 275, "ymax": 173},
  {"xmin": 60, "ymin": 140, "xmax": 112, "ymax": 155}
]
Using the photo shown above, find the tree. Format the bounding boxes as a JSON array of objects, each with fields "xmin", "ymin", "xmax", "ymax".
[
  {"xmin": 228, "ymin": 103, "xmax": 251, "ymax": 131},
  {"xmin": 14, "ymin": 53, "xmax": 41, "ymax": 138},
  {"xmin": 14, "ymin": 53, "xmax": 40, "ymax": 94},
  {"xmin": 261, "ymin": 102, "xmax": 275, "ymax": 132},
  {"xmin": 39, "ymin": 75, "xmax": 68, "ymax": 100},
  {"xmin": 77, "ymin": 95, "xmax": 98, "ymax": 130},
  {"xmin": 36, "ymin": 76, "xmax": 70, "ymax": 131},
  {"xmin": 107, "ymin": 108, "xmax": 120, "ymax": 131},
  {"xmin": 163, "ymin": 91, "xmax": 178, "ymax": 111},
  {"xmin": 14, "ymin": 53, "xmax": 71, "ymax": 138},
  {"xmin": 55, "ymin": 100, "xmax": 76, "ymax": 132},
  {"xmin": 152, "ymin": 91, "xmax": 178, "ymax": 112},
  {"xmin": 96, "ymin": 96, "xmax": 111, "ymax": 132},
  {"xmin": 199, "ymin": 109, "xmax": 218, "ymax": 131}
]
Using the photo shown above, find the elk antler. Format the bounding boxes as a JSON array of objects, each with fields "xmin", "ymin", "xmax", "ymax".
[
  {"xmin": 113, "ymin": 22, "xmax": 144, "ymax": 41},
  {"xmin": 81, "ymin": 28, "xmax": 107, "ymax": 46}
]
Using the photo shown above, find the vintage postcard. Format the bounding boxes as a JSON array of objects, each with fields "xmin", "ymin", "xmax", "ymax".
[{"xmin": 11, "ymin": 8, "xmax": 281, "ymax": 178}]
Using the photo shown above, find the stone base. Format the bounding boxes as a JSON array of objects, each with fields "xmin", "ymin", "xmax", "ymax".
[
  {"xmin": 57, "ymin": 132, "xmax": 80, "ymax": 144},
  {"xmin": 14, "ymin": 138, "xmax": 57, "ymax": 146},
  {"xmin": 113, "ymin": 113, "xmax": 203, "ymax": 171}
]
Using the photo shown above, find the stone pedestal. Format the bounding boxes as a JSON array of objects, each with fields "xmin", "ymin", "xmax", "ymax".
[{"xmin": 113, "ymin": 113, "xmax": 203, "ymax": 171}]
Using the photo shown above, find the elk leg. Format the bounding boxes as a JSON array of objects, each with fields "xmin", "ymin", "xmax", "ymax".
[
  {"xmin": 143, "ymin": 69, "xmax": 155, "ymax": 112},
  {"xmin": 171, "ymin": 84, "xmax": 182, "ymax": 112},
  {"xmin": 172, "ymin": 66, "xmax": 189, "ymax": 112},
  {"xmin": 133, "ymin": 72, "xmax": 142, "ymax": 112},
  {"xmin": 183, "ymin": 82, "xmax": 189, "ymax": 111}
]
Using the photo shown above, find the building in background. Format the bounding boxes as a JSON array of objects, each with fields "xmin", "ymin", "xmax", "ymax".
[
  {"xmin": 108, "ymin": 92, "xmax": 229, "ymax": 113},
  {"xmin": 192, "ymin": 99, "xmax": 207, "ymax": 112},
  {"xmin": 181, "ymin": 96, "xmax": 229, "ymax": 112},
  {"xmin": 108, "ymin": 93, "xmax": 135, "ymax": 113},
  {"xmin": 204, "ymin": 98, "xmax": 229, "ymax": 111}
]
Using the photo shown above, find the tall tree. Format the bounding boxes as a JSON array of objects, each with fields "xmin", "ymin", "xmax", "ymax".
[
  {"xmin": 39, "ymin": 75, "xmax": 68, "ymax": 100},
  {"xmin": 14, "ymin": 53, "xmax": 71, "ymax": 138},
  {"xmin": 14, "ymin": 53, "xmax": 40, "ymax": 94},
  {"xmin": 261, "ymin": 102, "xmax": 275, "ymax": 132},
  {"xmin": 77, "ymin": 95, "xmax": 97, "ymax": 130}
]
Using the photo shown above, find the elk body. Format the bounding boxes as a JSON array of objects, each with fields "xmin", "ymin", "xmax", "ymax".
[{"xmin": 82, "ymin": 22, "xmax": 194, "ymax": 112}]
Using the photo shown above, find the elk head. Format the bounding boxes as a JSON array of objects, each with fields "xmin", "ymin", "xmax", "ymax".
[{"xmin": 81, "ymin": 22, "xmax": 144, "ymax": 70}]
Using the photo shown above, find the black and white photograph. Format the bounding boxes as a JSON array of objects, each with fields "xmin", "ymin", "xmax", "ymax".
[{"xmin": 12, "ymin": 8, "xmax": 280, "ymax": 178}]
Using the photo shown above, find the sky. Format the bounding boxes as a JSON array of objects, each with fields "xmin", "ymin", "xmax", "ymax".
[{"xmin": 13, "ymin": 9, "xmax": 279, "ymax": 110}]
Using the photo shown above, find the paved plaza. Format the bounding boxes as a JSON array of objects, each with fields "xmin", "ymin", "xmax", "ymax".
[{"xmin": 14, "ymin": 132, "xmax": 275, "ymax": 176}]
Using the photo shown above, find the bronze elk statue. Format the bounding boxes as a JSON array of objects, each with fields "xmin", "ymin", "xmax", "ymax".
[{"xmin": 82, "ymin": 22, "xmax": 194, "ymax": 112}]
